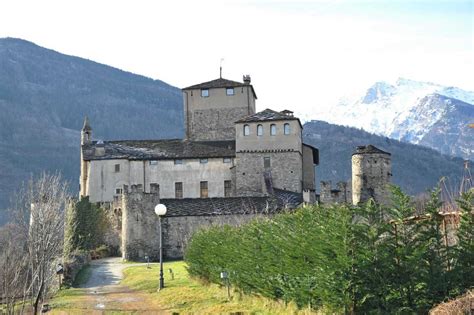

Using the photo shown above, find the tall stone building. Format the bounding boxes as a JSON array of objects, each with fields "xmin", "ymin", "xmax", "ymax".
[
  {"xmin": 351, "ymin": 145, "xmax": 392, "ymax": 205},
  {"xmin": 80, "ymin": 75, "xmax": 319, "ymax": 260}
]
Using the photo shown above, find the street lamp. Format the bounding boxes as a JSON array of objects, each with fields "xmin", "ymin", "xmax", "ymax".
[{"xmin": 154, "ymin": 203, "xmax": 167, "ymax": 291}]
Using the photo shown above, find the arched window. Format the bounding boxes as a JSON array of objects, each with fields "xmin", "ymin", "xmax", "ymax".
[
  {"xmin": 284, "ymin": 123, "xmax": 290, "ymax": 135},
  {"xmin": 243, "ymin": 124, "xmax": 250, "ymax": 136},
  {"xmin": 257, "ymin": 124, "xmax": 263, "ymax": 136},
  {"xmin": 270, "ymin": 124, "xmax": 276, "ymax": 136}
]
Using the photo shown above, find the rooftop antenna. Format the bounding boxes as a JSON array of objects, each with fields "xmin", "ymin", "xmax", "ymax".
[{"xmin": 220, "ymin": 58, "xmax": 224, "ymax": 78}]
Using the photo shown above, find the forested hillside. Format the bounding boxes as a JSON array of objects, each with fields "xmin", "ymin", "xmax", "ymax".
[
  {"xmin": 303, "ymin": 120, "xmax": 470, "ymax": 195},
  {"xmin": 0, "ymin": 38, "xmax": 183, "ymax": 217},
  {"xmin": 0, "ymin": 38, "xmax": 470, "ymax": 225}
]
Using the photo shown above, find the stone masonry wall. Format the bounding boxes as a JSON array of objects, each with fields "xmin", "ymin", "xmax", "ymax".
[
  {"xmin": 188, "ymin": 107, "xmax": 249, "ymax": 141},
  {"xmin": 352, "ymin": 153, "xmax": 391, "ymax": 205},
  {"xmin": 122, "ymin": 185, "xmax": 161, "ymax": 261},
  {"xmin": 235, "ymin": 151, "xmax": 302, "ymax": 196},
  {"xmin": 320, "ymin": 181, "xmax": 352, "ymax": 204},
  {"xmin": 162, "ymin": 214, "xmax": 262, "ymax": 259}
]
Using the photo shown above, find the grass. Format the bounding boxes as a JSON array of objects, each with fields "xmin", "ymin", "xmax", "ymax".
[
  {"xmin": 72, "ymin": 264, "xmax": 92, "ymax": 287},
  {"xmin": 47, "ymin": 260, "xmax": 319, "ymax": 314},
  {"xmin": 122, "ymin": 261, "xmax": 317, "ymax": 314}
]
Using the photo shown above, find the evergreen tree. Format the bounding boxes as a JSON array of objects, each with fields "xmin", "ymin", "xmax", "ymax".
[{"xmin": 452, "ymin": 190, "xmax": 474, "ymax": 294}]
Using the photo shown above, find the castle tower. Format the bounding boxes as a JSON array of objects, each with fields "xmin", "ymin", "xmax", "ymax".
[
  {"xmin": 182, "ymin": 76, "xmax": 257, "ymax": 141},
  {"xmin": 352, "ymin": 145, "xmax": 391, "ymax": 205},
  {"xmin": 81, "ymin": 116, "xmax": 92, "ymax": 145},
  {"xmin": 234, "ymin": 109, "xmax": 318, "ymax": 197},
  {"xmin": 80, "ymin": 116, "xmax": 92, "ymax": 197}
]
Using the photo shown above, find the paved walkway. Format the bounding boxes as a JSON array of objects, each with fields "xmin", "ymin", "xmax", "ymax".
[{"xmin": 53, "ymin": 257, "xmax": 165, "ymax": 314}]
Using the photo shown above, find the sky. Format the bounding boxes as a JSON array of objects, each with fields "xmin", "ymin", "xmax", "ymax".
[{"xmin": 0, "ymin": 0, "xmax": 472, "ymax": 118}]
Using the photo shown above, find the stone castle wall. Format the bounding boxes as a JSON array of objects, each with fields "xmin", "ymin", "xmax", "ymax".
[
  {"xmin": 162, "ymin": 214, "xmax": 263, "ymax": 259},
  {"xmin": 122, "ymin": 184, "xmax": 161, "ymax": 260},
  {"xmin": 235, "ymin": 151, "xmax": 302, "ymax": 196},
  {"xmin": 352, "ymin": 153, "xmax": 391, "ymax": 205},
  {"xmin": 187, "ymin": 107, "xmax": 250, "ymax": 141},
  {"xmin": 120, "ymin": 184, "xmax": 265, "ymax": 260},
  {"xmin": 320, "ymin": 181, "xmax": 351, "ymax": 204}
]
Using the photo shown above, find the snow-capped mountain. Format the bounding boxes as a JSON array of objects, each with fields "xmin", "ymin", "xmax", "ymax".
[{"xmin": 316, "ymin": 78, "xmax": 474, "ymax": 160}]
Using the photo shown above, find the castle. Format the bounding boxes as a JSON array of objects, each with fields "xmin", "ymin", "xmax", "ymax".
[{"xmin": 80, "ymin": 75, "xmax": 391, "ymax": 260}]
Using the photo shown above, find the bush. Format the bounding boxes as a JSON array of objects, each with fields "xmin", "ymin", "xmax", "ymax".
[
  {"xmin": 186, "ymin": 205, "xmax": 352, "ymax": 311},
  {"xmin": 185, "ymin": 188, "xmax": 474, "ymax": 313}
]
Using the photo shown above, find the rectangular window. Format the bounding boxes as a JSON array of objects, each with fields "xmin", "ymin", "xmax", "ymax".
[
  {"xmin": 175, "ymin": 182, "xmax": 183, "ymax": 199},
  {"xmin": 223, "ymin": 157, "xmax": 232, "ymax": 163},
  {"xmin": 200, "ymin": 181, "xmax": 208, "ymax": 198},
  {"xmin": 264, "ymin": 157, "xmax": 271, "ymax": 168},
  {"xmin": 224, "ymin": 180, "xmax": 231, "ymax": 197},
  {"xmin": 174, "ymin": 159, "xmax": 183, "ymax": 165},
  {"xmin": 114, "ymin": 164, "xmax": 120, "ymax": 172},
  {"xmin": 115, "ymin": 188, "xmax": 123, "ymax": 195},
  {"xmin": 226, "ymin": 88, "xmax": 234, "ymax": 96},
  {"xmin": 149, "ymin": 160, "xmax": 158, "ymax": 165},
  {"xmin": 201, "ymin": 89, "xmax": 209, "ymax": 97},
  {"xmin": 200, "ymin": 158, "xmax": 208, "ymax": 164}
]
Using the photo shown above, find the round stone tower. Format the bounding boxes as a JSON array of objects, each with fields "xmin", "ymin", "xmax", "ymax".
[{"xmin": 352, "ymin": 145, "xmax": 391, "ymax": 205}]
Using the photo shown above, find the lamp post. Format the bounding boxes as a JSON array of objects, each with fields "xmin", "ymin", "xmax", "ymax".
[{"xmin": 154, "ymin": 203, "xmax": 167, "ymax": 291}]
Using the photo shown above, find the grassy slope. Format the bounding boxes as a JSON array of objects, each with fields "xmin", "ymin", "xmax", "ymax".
[
  {"xmin": 49, "ymin": 261, "xmax": 317, "ymax": 314},
  {"xmin": 122, "ymin": 261, "xmax": 315, "ymax": 314}
]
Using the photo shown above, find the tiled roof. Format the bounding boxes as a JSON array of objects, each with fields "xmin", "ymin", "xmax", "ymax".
[
  {"xmin": 182, "ymin": 77, "xmax": 257, "ymax": 99},
  {"xmin": 352, "ymin": 145, "xmax": 391, "ymax": 156},
  {"xmin": 236, "ymin": 109, "xmax": 300, "ymax": 124},
  {"xmin": 161, "ymin": 189, "xmax": 302, "ymax": 217},
  {"xmin": 82, "ymin": 139, "xmax": 235, "ymax": 161}
]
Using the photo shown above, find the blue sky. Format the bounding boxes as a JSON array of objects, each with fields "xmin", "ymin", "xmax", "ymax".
[{"xmin": 0, "ymin": 0, "xmax": 472, "ymax": 116}]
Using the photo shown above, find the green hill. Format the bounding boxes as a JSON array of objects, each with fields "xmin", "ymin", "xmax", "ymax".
[{"xmin": 303, "ymin": 120, "xmax": 470, "ymax": 195}]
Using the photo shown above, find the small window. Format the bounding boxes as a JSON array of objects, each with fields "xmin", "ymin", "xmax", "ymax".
[
  {"xmin": 200, "ymin": 181, "xmax": 208, "ymax": 198},
  {"xmin": 201, "ymin": 89, "xmax": 209, "ymax": 97},
  {"xmin": 200, "ymin": 158, "xmax": 208, "ymax": 164},
  {"xmin": 224, "ymin": 180, "xmax": 232, "ymax": 197},
  {"xmin": 264, "ymin": 157, "xmax": 271, "ymax": 168},
  {"xmin": 115, "ymin": 188, "xmax": 123, "ymax": 195},
  {"xmin": 257, "ymin": 124, "xmax": 263, "ymax": 136},
  {"xmin": 243, "ymin": 124, "xmax": 250, "ymax": 136},
  {"xmin": 223, "ymin": 157, "xmax": 232, "ymax": 163},
  {"xmin": 114, "ymin": 164, "xmax": 120, "ymax": 172},
  {"xmin": 175, "ymin": 182, "xmax": 183, "ymax": 199},
  {"xmin": 270, "ymin": 124, "xmax": 276, "ymax": 136},
  {"xmin": 284, "ymin": 123, "xmax": 290, "ymax": 135},
  {"xmin": 226, "ymin": 88, "xmax": 234, "ymax": 96},
  {"xmin": 174, "ymin": 159, "xmax": 183, "ymax": 165},
  {"xmin": 149, "ymin": 160, "xmax": 158, "ymax": 165}
]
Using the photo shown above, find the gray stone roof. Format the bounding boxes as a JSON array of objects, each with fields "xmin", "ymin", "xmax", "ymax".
[
  {"xmin": 236, "ymin": 109, "xmax": 301, "ymax": 125},
  {"xmin": 161, "ymin": 189, "xmax": 302, "ymax": 217},
  {"xmin": 352, "ymin": 145, "xmax": 391, "ymax": 156},
  {"xmin": 82, "ymin": 139, "xmax": 236, "ymax": 161},
  {"xmin": 182, "ymin": 77, "xmax": 257, "ymax": 99}
]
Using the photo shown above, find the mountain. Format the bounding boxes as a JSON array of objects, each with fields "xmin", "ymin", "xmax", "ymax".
[
  {"xmin": 316, "ymin": 78, "xmax": 474, "ymax": 159},
  {"xmin": 303, "ymin": 120, "xmax": 470, "ymax": 196},
  {"xmin": 0, "ymin": 38, "xmax": 183, "ymax": 213},
  {"xmin": 0, "ymin": 38, "xmax": 470, "ymax": 224}
]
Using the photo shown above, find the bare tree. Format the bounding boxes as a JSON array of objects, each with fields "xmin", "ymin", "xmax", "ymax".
[
  {"xmin": 6, "ymin": 172, "xmax": 69, "ymax": 314},
  {"xmin": 0, "ymin": 223, "xmax": 29, "ymax": 314}
]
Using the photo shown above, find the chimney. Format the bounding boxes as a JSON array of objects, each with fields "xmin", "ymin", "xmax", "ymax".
[{"xmin": 243, "ymin": 75, "xmax": 251, "ymax": 85}]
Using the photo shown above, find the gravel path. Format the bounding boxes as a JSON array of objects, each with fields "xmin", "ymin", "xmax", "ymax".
[
  {"xmin": 80, "ymin": 257, "xmax": 128, "ymax": 288},
  {"xmin": 53, "ymin": 257, "xmax": 165, "ymax": 314}
]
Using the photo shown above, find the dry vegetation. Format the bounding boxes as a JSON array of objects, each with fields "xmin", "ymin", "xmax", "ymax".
[{"xmin": 430, "ymin": 290, "xmax": 473, "ymax": 315}]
